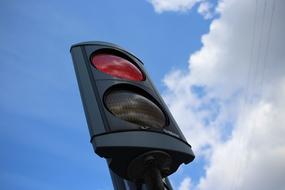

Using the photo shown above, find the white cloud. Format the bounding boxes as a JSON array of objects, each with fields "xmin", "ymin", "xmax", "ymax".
[
  {"xmin": 196, "ymin": 85, "xmax": 285, "ymax": 190},
  {"xmin": 198, "ymin": 2, "xmax": 214, "ymax": 19},
  {"xmin": 147, "ymin": 0, "xmax": 198, "ymax": 13},
  {"xmin": 147, "ymin": 0, "xmax": 216, "ymax": 18},
  {"xmin": 178, "ymin": 177, "xmax": 192, "ymax": 190},
  {"xmin": 162, "ymin": 0, "xmax": 285, "ymax": 189}
]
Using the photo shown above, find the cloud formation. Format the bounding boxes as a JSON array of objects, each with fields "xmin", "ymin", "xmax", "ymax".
[
  {"xmin": 163, "ymin": 0, "xmax": 285, "ymax": 189},
  {"xmin": 147, "ymin": 0, "xmax": 198, "ymax": 13},
  {"xmin": 178, "ymin": 177, "xmax": 192, "ymax": 190},
  {"xmin": 197, "ymin": 2, "xmax": 214, "ymax": 19},
  {"xmin": 147, "ymin": 0, "xmax": 216, "ymax": 19}
]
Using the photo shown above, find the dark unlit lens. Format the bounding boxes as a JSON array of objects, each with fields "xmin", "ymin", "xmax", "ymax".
[{"xmin": 105, "ymin": 89, "xmax": 166, "ymax": 129}]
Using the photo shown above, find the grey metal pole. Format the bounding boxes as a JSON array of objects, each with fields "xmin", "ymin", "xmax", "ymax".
[{"xmin": 108, "ymin": 167, "xmax": 173, "ymax": 190}]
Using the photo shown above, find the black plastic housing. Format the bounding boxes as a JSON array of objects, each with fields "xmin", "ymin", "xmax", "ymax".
[{"xmin": 70, "ymin": 41, "xmax": 194, "ymax": 179}]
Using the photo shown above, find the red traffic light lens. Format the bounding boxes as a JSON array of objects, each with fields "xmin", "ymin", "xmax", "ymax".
[
  {"xmin": 105, "ymin": 89, "xmax": 166, "ymax": 129},
  {"xmin": 91, "ymin": 53, "xmax": 144, "ymax": 81}
]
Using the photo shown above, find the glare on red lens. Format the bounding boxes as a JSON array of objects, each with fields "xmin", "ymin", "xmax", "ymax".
[{"xmin": 91, "ymin": 53, "xmax": 144, "ymax": 81}]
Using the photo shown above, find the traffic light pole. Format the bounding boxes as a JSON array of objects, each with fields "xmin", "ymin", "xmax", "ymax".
[
  {"xmin": 109, "ymin": 164, "xmax": 173, "ymax": 190},
  {"xmin": 109, "ymin": 169, "xmax": 141, "ymax": 190}
]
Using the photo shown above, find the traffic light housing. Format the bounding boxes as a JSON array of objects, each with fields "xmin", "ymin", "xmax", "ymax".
[{"xmin": 70, "ymin": 41, "xmax": 194, "ymax": 181}]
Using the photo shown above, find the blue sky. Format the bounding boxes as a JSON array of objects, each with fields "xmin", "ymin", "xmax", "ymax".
[
  {"xmin": 0, "ymin": 1, "xmax": 214, "ymax": 189},
  {"xmin": 2, "ymin": 0, "xmax": 285, "ymax": 190}
]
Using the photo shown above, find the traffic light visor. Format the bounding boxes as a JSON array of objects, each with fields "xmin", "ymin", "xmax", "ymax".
[
  {"xmin": 104, "ymin": 88, "xmax": 166, "ymax": 129},
  {"xmin": 91, "ymin": 53, "xmax": 144, "ymax": 81}
]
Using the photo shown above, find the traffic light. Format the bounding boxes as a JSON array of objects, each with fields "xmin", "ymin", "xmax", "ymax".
[{"xmin": 70, "ymin": 41, "xmax": 194, "ymax": 183}]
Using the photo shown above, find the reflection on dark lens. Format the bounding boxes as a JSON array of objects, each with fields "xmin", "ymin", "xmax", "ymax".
[{"xmin": 105, "ymin": 89, "xmax": 166, "ymax": 129}]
